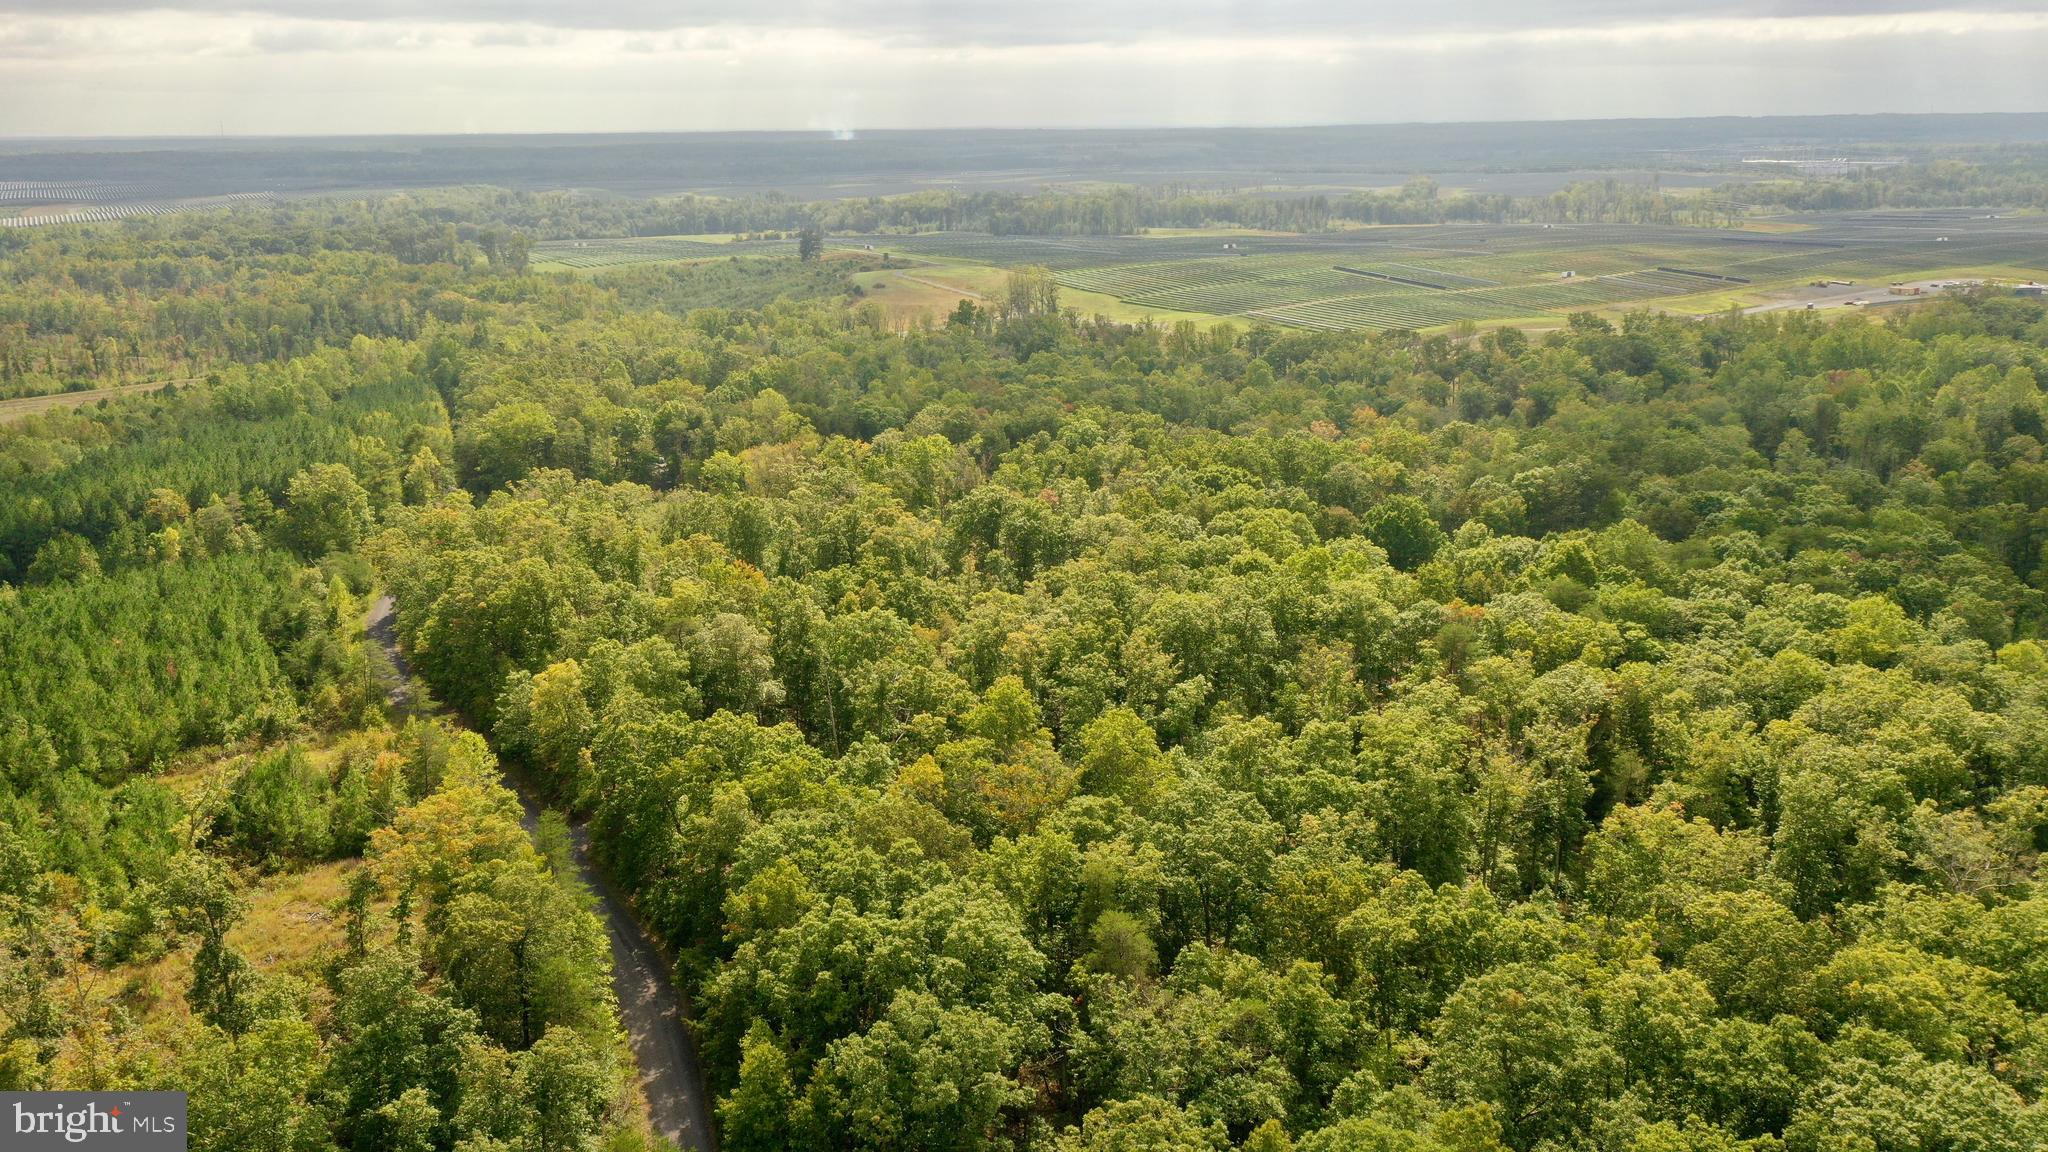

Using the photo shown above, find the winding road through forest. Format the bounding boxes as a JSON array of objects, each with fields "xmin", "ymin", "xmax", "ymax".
[{"xmin": 366, "ymin": 596, "xmax": 716, "ymax": 1152}]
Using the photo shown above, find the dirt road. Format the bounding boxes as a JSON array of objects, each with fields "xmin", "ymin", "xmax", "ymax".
[
  {"xmin": 898, "ymin": 272, "xmax": 985, "ymax": 299},
  {"xmin": 0, "ymin": 378, "xmax": 193, "ymax": 424},
  {"xmin": 365, "ymin": 596, "xmax": 717, "ymax": 1151}
]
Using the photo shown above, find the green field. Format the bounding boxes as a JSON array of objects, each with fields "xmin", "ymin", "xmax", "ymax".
[{"xmin": 533, "ymin": 213, "xmax": 2048, "ymax": 330}]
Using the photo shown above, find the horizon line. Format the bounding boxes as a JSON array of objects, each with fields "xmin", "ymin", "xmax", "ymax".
[{"xmin": 5, "ymin": 108, "xmax": 2048, "ymax": 145}]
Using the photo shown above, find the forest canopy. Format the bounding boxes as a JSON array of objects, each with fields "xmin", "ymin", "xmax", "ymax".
[{"xmin": 2, "ymin": 197, "xmax": 2047, "ymax": 1152}]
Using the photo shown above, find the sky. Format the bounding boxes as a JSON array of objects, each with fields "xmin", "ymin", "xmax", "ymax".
[{"xmin": 2, "ymin": 2, "xmax": 2046, "ymax": 136}]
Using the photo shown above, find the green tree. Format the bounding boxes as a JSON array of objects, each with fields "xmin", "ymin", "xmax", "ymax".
[
  {"xmin": 1078, "ymin": 708, "xmax": 1171, "ymax": 812},
  {"xmin": 518, "ymin": 1025, "xmax": 612, "ymax": 1152},
  {"xmin": 1427, "ymin": 965, "xmax": 1614, "ymax": 1150},
  {"xmin": 1361, "ymin": 497, "xmax": 1447, "ymax": 571},
  {"xmin": 721, "ymin": 1020, "xmax": 797, "ymax": 1152},
  {"xmin": 284, "ymin": 463, "xmax": 373, "ymax": 557},
  {"xmin": 162, "ymin": 854, "xmax": 259, "ymax": 1036},
  {"xmin": 801, "ymin": 991, "xmax": 1031, "ymax": 1152},
  {"xmin": 26, "ymin": 532, "xmax": 100, "ymax": 583},
  {"xmin": 183, "ymin": 1015, "xmax": 330, "ymax": 1152}
]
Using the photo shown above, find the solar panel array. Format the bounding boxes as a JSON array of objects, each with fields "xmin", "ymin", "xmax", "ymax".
[{"xmin": 866, "ymin": 217, "xmax": 2048, "ymax": 329}]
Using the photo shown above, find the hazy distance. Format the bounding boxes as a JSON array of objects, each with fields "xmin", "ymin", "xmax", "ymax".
[{"xmin": 2, "ymin": 1, "xmax": 2046, "ymax": 136}]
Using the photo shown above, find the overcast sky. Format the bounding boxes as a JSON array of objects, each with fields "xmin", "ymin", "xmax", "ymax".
[{"xmin": 2, "ymin": 2, "xmax": 2045, "ymax": 136}]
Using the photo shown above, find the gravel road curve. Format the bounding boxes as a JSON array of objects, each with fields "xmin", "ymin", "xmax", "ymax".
[{"xmin": 367, "ymin": 595, "xmax": 716, "ymax": 1151}]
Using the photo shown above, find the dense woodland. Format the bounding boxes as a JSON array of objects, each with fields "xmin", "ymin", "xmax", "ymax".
[
  {"xmin": 1730, "ymin": 156, "xmax": 2048, "ymax": 213},
  {"xmin": 293, "ymin": 180, "xmax": 1719, "ymax": 240},
  {"xmin": 0, "ymin": 281, "xmax": 650, "ymax": 1148},
  {"xmin": 2, "ymin": 200, "xmax": 2048, "ymax": 1152},
  {"xmin": 8, "ymin": 155, "xmax": 2046, "ymax": 397},
  {"xmin": 0, "ymin": 212, "xmax": 876, "ymax": 400},
  {"xmin": 331, "ymin": 155, "xmax": 2048, "ymax": 237}
]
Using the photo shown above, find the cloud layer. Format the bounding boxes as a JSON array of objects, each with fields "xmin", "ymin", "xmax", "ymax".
[{"xmin": 1, "ymin": 3, "xmax": 2043, "ymax": 135}]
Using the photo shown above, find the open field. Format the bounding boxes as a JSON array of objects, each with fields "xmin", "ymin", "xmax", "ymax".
[
  {"xmin": 532, "ymin": 234, "xmax": 796, "ymax": 269},
  {"xmin": 530, "ymin": 211, "xmax": 2048, "ymax": 331}
]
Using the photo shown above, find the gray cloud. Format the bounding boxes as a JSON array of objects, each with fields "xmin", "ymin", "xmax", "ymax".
[
  {"xmin": 0, "ymin": 2, "xmax": 2042, "ymax": 135},
  {"xmin": 247, "ymin": 23, "xmax": 448, "ymax": 53},
  {"xmin": 2, "ymin": 0, "xmax": 2040, "ymax": 44}
]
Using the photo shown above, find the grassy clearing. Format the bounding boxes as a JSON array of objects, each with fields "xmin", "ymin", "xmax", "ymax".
[
  {"xmin": 229, "ymin": 861, "xmax": 360, "ymax": 978},
  {"xmin": 857, "ymin": 257, "xmax": 1231, "ymax": 329},
  {"xmin": 532, "ymin": 234, "xmax": 793, "ymax": 271},
  {"xmin": 644, "ymin": 232, "xmax": 743, "ymax": 244},
  {"xmin": 852, "ymin": 266, "xmax": 981, "ymax": 328},
  {"xmin": 1729, "ymin": 220, "xmax": 1816, "ymax": 233},
  {"xmin": 48, "ymin": 734, "xmax": 394, "ymax": 1082},
  {"xmin": 1064, "ymin": 286, "xmax": 1234, "ymax": 328},
  {"xmin": 47, "ymin": 856, "xmax": 364, "ymax": 1085},
  {"xmin": 1887, "ymin": 262, "xmax": 2048, "ymax": 284}
]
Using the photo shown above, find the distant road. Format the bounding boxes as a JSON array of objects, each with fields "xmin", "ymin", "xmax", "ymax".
[
  {"xmin": 365, "ymin": 596, "xmax": 718, "ymax": 1152},
  {"xmin": 0, "ymin": 379, "xmax": 193, "ymax": 424}
]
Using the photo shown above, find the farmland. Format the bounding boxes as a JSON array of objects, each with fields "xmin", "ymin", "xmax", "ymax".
[
  {"xmin": 870, "ymin": 214, "xmax": 2048, "ymax": 331},
  {"xmin": 531, "ymin": 210, "xmax": 2048, "ymax": 331}
]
